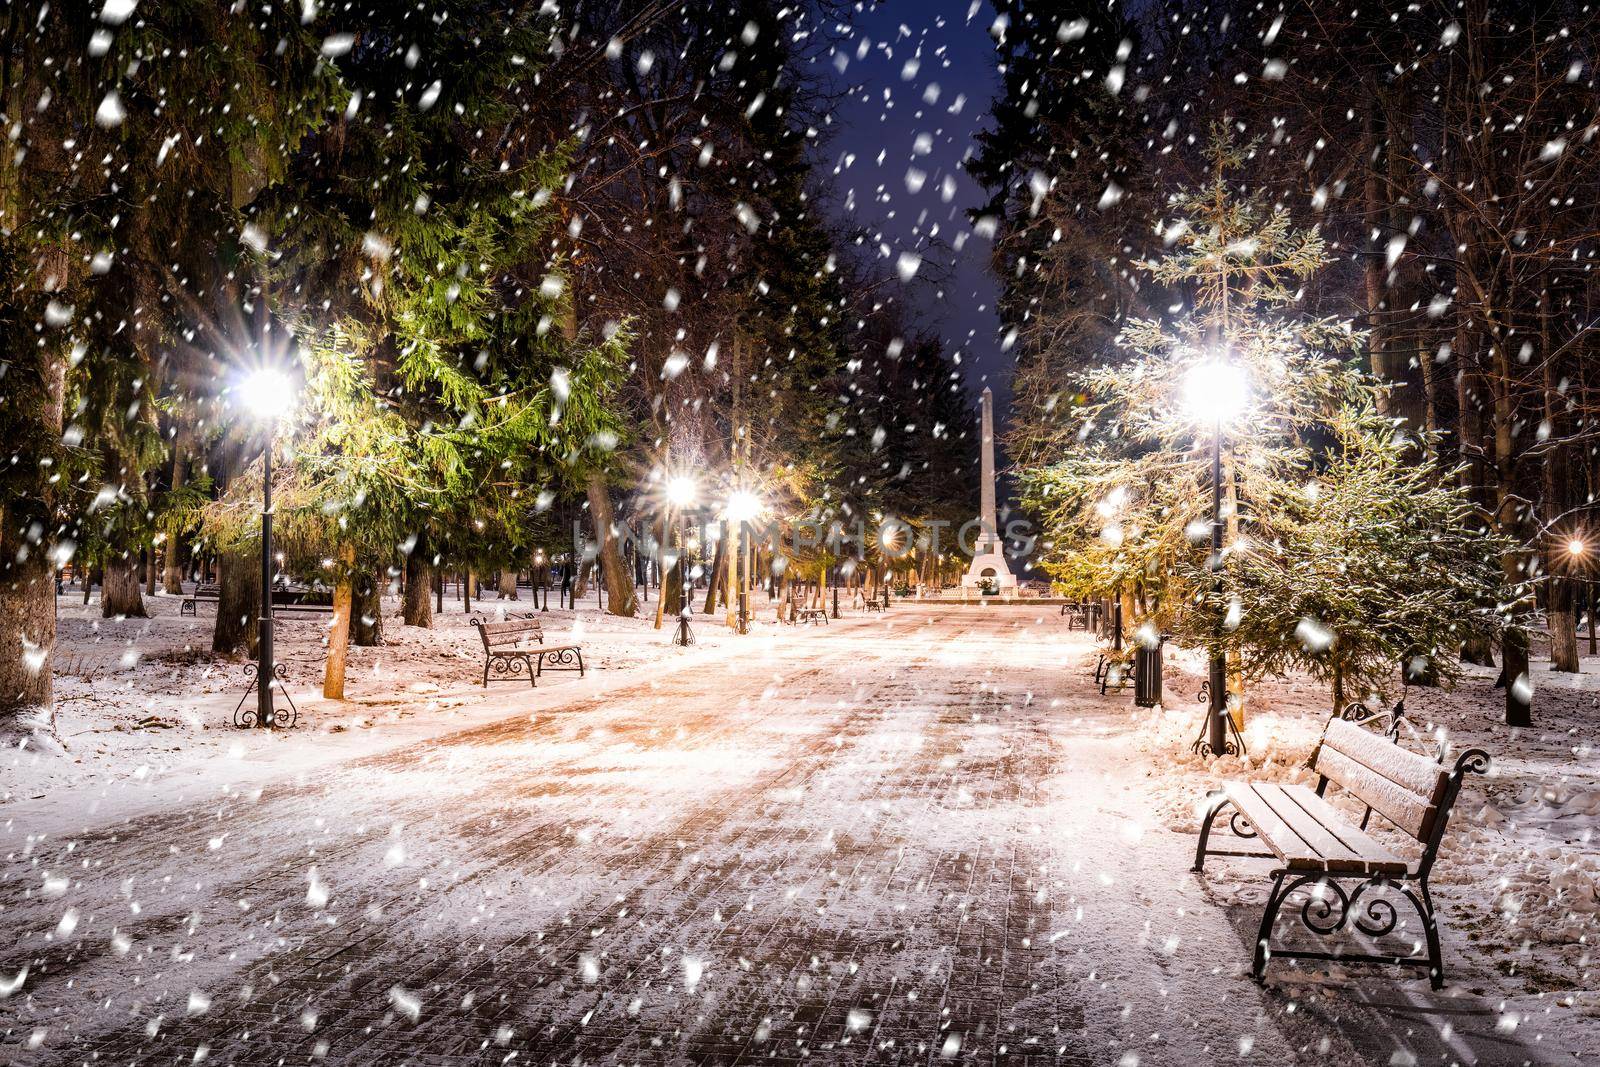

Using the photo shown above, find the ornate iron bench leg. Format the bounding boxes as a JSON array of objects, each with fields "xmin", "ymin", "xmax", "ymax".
[
  {"xmin": 1253, "ymin": 870, "xmax": 1290, "ymax": 983},
  {"xmin": 1194, "ymin": 791, "xmax": 1230, "ymax": 871},
  {"xmin": 1415, "ymin": 881, "xmax": 1445, "ymax": 989},
  {"xmin": 482, "ymin": 656, "xmax": 490, "ymax": 688},
  {"xmin": 576, "ymin": 650, "xmax": 585, "ymax": 677}
]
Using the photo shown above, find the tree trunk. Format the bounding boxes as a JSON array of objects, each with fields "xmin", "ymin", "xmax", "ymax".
[
  {"xmin": 1549, "ymin": 579, "xmax": 1579, "ymax": 673},
  {"xmin": 1364, "ymin": 91, "xmax": 1396, "ymax": 415},
  {"xmin": 498, "ymin": 569, "xmax": 517, "ymax": 599},
  {"xmin": 1541, "ymin": 295, "xmax": 1579, "ymax": 673},
  {"xmin": 658, "ymin": 516, "xmax": 680, "ymax": 623},
  {"xmin": 703, "ymin": 527, "xmax": 726, "ymax": 615},
  {"xmin": 1493, "ymin": 334, "xmax": 1531, "ymax": 725},
  {"xmin": 102, "ymin": 552, "xmax": 148, "ymax": 619},
  {"xmin": 573, "ymin": 558, "xmax": 591, "ymax": 602},
  {"xmin": 144, "ymin": 547, "xmax": 159, "ymax": 596},
  {"xmin": 1503, "ymin": 617, "xmax": 1532, "ymax": 726},
  {"xmin": 403, "ymin": 544, "xmax": 434, "ymax": 628},
  {"xmin": 213, "ymin": 545, "xmax": 260, "ymax": 656},
  {"xmin": 163, "ymin": 540, "xmax": 187, "ymax": 595},
  {"xmin": 0, "ymin": 243, "xmax": 74, "ymax": 735},
  {"xmin": 1454, "ymin": 310, "xmax": 1496, "ymax": 667},
  {"xmin": 352, "ymin": 568, "xmax": 383, "ymax": 646},
  {"xmin": 163, "ymin": 429, "xmax": 190, "ymax": 593},
  {"xmin": 0, "ymin": 528, "xmax": 58, "ymax": 734},
  {"xmin": 587, "ymin": 474, "xmax": 637, "ymax": 617},
  {"xmin": 323, "ymin": 543, "xmax": 356, "ymax": 699}
]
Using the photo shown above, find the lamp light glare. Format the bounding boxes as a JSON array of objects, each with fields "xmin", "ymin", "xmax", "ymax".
[
  {"xmin": 726, "ymin": 490, "xmax": 762, "ymax": 523},
  {"xmin": 1569, "ymin": 538, "xmax": 1588, "ymax": 557},
  {"xmin": 666, "ymin": 476, "xmax": 698, "ymax": 508},
  {"xmin": 1183, "ymin": 360, "xmax": 1249, "ymax": 425},
  {"xmin": 241, "ymin": 368, "xmax": 296, "ymax": 421}
]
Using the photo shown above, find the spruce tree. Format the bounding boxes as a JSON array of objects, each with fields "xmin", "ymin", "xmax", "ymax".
[{"xmin": 1021, "ymin": 130, "xmax": 1508, "ymax": 715}]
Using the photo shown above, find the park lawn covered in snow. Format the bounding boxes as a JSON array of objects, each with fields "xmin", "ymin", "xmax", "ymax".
[{"xmin": 4, "ymin": 587, "xmax": 755, "ymax": 809}]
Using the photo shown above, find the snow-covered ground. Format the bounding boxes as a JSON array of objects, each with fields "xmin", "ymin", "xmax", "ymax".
[
  {"xmin": 2, "ymin": 602, "xmax": 1596, "ymax": 1064},
  {"xmin": 1135, "ymin": 641, "xmax": 1600, "ymax": 1057},
  {"xmin": 7, "ymin": 584, "xmax": 758, "ymax": 808}
]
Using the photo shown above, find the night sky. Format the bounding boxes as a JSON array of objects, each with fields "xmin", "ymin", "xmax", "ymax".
[{"xmin": 818, "ymin": 0, "xmax": 1008, "ymax": 438}]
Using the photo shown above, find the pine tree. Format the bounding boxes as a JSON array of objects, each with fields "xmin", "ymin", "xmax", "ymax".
[{"xmin": 1020, "ymin": 130, "xmax": 1508, "ymax": 715}]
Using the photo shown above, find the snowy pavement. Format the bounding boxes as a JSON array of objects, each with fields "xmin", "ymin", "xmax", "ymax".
[{"xmin": 1, "ymin": 606, "xmax": 1587, "ymax": 1065}]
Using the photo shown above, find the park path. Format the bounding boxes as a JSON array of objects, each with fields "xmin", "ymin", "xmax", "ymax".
[{"xmin": 0, "ymin": 607, "xmax": 1561, "ymax": 1065}]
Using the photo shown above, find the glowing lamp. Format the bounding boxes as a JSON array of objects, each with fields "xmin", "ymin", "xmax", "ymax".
[
  {"xmin": 666, "ymin": 476, "xmax": 698, "ymax": 508},
  {"xmin": 726, "ymin": 490, "xmax": 762, "ymax": 523},
  {"xmin": 241, "ymin": 367, "xmax": 296, "ymax": 421},
  {"xmin": 1182, "ymin": 360, "xmax": 1249, "ymax": 426}
]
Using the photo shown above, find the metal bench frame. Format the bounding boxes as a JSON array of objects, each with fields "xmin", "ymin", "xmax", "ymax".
[
  {"xmin": 470, "ymin": 614, "xmax": 584, "ymax": 688},
  {"xmin": 1193, "ymin": 704, "xmax": 1491, "ymax": 988},
  {"xmin": 180, "ymin": 585, "xmax": 222, "ymax": 616}
]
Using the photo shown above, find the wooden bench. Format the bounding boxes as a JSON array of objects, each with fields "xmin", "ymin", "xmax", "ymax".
[
  {"xmin": 274, "ymin": 601, "xmax": 334, "ymax": 617},
  {"xmin": 1093, "ymin": 649, "xmax": 1130, "ymax": 693},
  {"xmin": 181, "ymin": 585, "xmax": 333, "ymax": 617},
  {"xmin": 1060, "ymin": 602, "xmax": 1100, "ymax": 631},
  {"xmin": 180, "ymin": 583, "xmax": 221, "ymax": 616},
  {"xmin": 794, "ymin": 607, "xmax": 828, "ymax": 626},
  {"xmin": 470, "ymin": 614, "xmax": 584, "ymax": 688},
  {"xmin": 1193, "ymin": 707, "xmax": 1491, "ymax": 988},
  {"xmin": 862, "ymin": 599, "xmax": 885, "ymax": 613}
]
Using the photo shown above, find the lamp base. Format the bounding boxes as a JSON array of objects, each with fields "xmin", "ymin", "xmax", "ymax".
[
  {"xmin": 232, "ymin": 662, "xmax": 299, "ymax": 729},
  {"xmin": 1189, "ymin": 679, "xmax": 1246, "ymax": 758}
]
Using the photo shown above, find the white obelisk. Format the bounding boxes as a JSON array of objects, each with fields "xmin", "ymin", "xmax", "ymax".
[{"xmin": 964, "ymin": 387, "xmax": 1017, "ymax": 594}]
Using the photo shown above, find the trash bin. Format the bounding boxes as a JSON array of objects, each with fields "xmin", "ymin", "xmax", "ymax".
[{"xmin": 1134, "ymin": 641, "xmax": 1163, "ymax": 708}]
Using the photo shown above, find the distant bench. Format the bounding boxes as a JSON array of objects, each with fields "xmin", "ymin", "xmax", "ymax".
[
  {"xmin": 181, "ymin": 585, "xmax": 333, "ymax": 618},
  {"xmin": 180, "ymin": 583, "xmax": 221, "ymax": 616},
  {"xmin": 1194, "ymin": 707, "xmax": 1491, "ymax": 988},
  {"xmin": 470, "ymin": 614, "xmax": 584, "ymax": 687}
]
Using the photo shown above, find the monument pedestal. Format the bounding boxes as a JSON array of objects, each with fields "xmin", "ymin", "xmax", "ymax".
[
  {"xmin": 961, "ymin": 386, "xmax": 1017, "ymax": 596},
  {"xmin": 962, "ymin": 549, "xmax": 1018, "ymax": 596}
]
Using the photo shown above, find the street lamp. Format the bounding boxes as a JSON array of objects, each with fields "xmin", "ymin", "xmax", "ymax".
[
  {"xmin": 667, "ymin": 476, "xmax": 698, "ymax": 645},
  {"xmin": 1184, "ymin": 358, "xmax": 1249, "ymax": 758},
  {"xmin": 726, "ymin": 489, "xmax": 763, "ymax": 635},
  {"xmin": 240, "ymin": 366, "xmax": 296, "ymax": 729}
]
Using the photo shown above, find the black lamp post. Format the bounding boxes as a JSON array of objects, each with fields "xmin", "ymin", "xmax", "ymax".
[
  {"xmin": 240, "ymin": 367, "xmax": 296, "ymax": 730},
  {"xmin": 667, "ymin": 476, "xmax": 698, "ymax": 645},
  {"xmin": 1184, "ymin": 358, "xmax": 1249, "ymax": 759}
]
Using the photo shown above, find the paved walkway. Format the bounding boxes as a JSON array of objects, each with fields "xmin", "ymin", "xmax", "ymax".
[{"xmin": 0, "ymin": 608, "xmax": 1562, "ymax": 1065}]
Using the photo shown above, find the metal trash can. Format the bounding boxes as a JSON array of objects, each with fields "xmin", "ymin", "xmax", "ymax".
[{"xmin": 1134, "ymin": 640, "xmax": 1163, "ymax": 708}]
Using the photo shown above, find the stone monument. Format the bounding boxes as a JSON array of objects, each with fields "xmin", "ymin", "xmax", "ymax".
[{"xmin": 962, "ymin": 386, "xmax": 1018, "ymax": 595}]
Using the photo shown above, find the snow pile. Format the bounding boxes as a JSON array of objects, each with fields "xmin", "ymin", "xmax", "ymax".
[{"xmin": 1129, "ymin": 679, "xmax": 1324, "ymax": 832}]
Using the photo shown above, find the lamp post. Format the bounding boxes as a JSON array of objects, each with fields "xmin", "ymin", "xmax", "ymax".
[
  {"xmin": 667, "ymin": 476, "xmax": 698, "ymax": 645},
  {"xmin": 726, "ymin": 489, "xmax": 762, "ymax": 635},
  {"xmin": 241, "ymin": 367, "xmax": 296, "ymax": 729},
  {"xmin": 1566, "ymin": 538, "xmax": 1595, "ymax": 656},
  {"xmin": 1183, "ymin": 359, "xmax": 1249, "ymax": 758}
]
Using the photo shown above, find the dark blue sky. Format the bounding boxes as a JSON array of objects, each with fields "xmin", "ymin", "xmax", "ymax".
[{"xmin": 816, "ymin": 0, "xmax": 1009, "ymax": 428}]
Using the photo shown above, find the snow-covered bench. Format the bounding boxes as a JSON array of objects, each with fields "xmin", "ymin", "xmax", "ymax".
[
  {"xmin": 470, "ymin": 614, "xmax": 584, "ymax": 688},
  {"xmin": 1193, "ymin": 708, "xmax": 1490, "ymax": 988}
]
